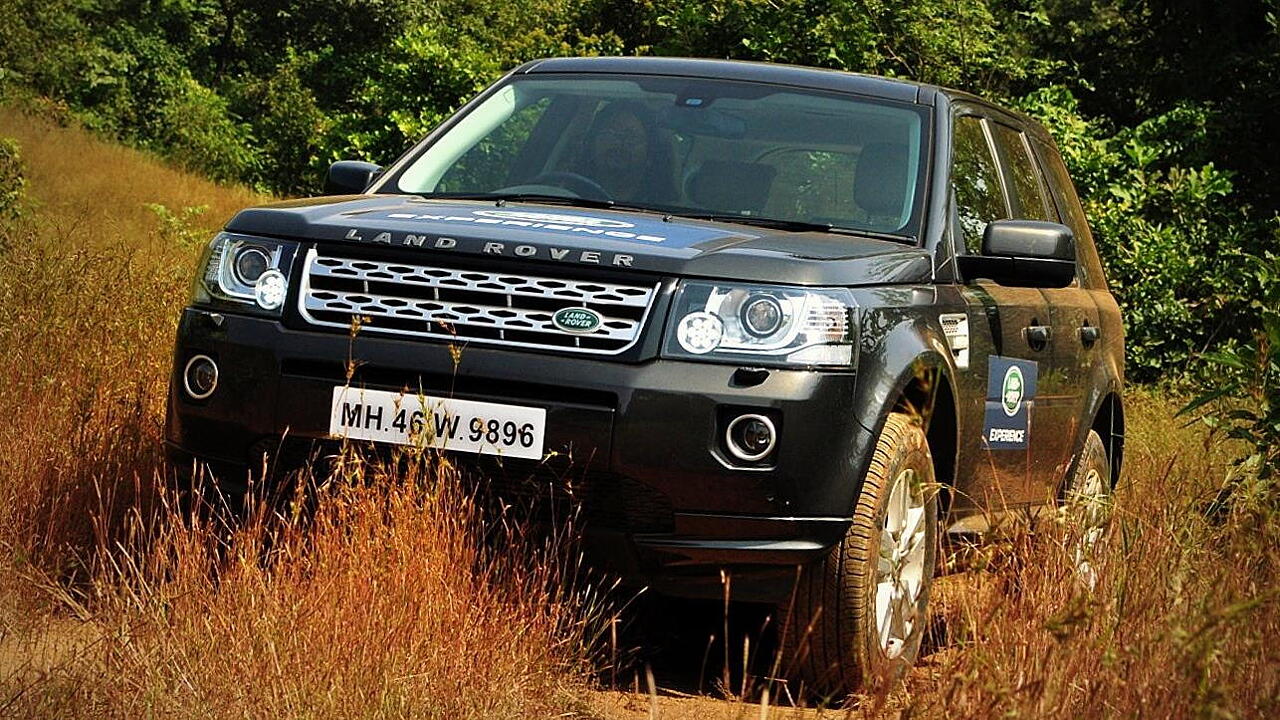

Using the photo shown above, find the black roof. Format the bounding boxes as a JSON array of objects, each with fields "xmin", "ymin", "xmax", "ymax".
[{"xmin": 519, "ymin": 56, "xmax": 932, "ymax": 104}]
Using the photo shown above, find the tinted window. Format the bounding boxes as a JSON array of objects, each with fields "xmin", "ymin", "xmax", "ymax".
[
  {"xmin": 1033, "ymin": 137, "xmax": 1107, "ymax": 288},
  {"xmin": 437, "ymin": 97, "xmax": 552, "ymax": 192},
  {"xmin": 990, "ymin": 123, "xmax": 1052, "ymax": 221},
  {"xmin": 395, "ymin": 76, "xmax": 930, "ymax": 237},
  {"xmin": 951, "ymin": 115, "xmax": 1008, "ymax": 253}
]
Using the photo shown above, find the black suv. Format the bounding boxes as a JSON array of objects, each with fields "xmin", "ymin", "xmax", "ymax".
[{"xmin": 166, "ymin": 57, "xmax": 1124, "ymax": 693}]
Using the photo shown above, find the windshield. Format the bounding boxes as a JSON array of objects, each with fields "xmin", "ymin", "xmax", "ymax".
[{"xmin": 393, "ymin": 74, "xmax": 929, "ymax": 237}]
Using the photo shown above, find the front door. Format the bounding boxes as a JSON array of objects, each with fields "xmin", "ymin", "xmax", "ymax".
[{"xmin": 949, "ymin": 112, "xmax": 1057, "ymax": 515}]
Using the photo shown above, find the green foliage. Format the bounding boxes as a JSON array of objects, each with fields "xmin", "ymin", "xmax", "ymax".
[
  {"xmin": 331, "ymin": 1, "xmax": 622, "ymax": 165},
  {"xmin": 144, "ymin": 203, "xmax": 210, "ymax": 249},
  {"xmin": 1017, "ymin": 87, "xmax": 1266, "ymax": 383},
  {"xmin": 153, "ymin": 74, "xmax": 259, "ymax": 183},
  {"xmin": 1181, "ymin": 247, "xmax": 1280, "ymax": 513},
  {"xmin": 0, "ymin": 136, "xmax": 24, "ymax": 229},
  {"xmin": 632, "ymin": 0, "xmax": 1058, "ymax": 91},
  {"xmin": 230, "ymin": 51, "xmax": 332, "ymax": 195}
]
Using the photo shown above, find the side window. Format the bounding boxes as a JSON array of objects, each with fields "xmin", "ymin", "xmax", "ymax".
[
  {"xmin": 951, "ymin": 115, "xmax": 1008, "ymax": 254},
  {"xmin": 990, "ymin": 123, "xmax": 1053, "ymax": 221},
  {"xmin": 1032, "ymin": 138, "xmax": 1108, "ymax": 288}
]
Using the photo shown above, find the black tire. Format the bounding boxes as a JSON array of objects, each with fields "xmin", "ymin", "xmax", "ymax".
[
  {"xmin": 779, "ymin": 412, "xmax": 938, "ymax": 699},
  {"xmin": 1061, "ymin": 429, "xmax": 1112, "ymax": 587}
]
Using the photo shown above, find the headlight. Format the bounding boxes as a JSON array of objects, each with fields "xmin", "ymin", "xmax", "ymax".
[
  {"xmin": 192, "ymin": 233, "xmax": 298, "ymax": 314},
  {"xmin": 662, "ymin": 281, "xmax": 857, "ymax": 368}
]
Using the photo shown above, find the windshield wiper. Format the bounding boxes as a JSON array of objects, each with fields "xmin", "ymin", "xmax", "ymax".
[
  {"xmin": 674, "ymin": 212, "xmax": 915, "ymax": 244},
  {"xmin": 413, "ymin": 191, "xmax": 623, "ymax": 211},
  {"xmin": 412, "ymin": 192, "xmax": 688, "ymax": 218}
]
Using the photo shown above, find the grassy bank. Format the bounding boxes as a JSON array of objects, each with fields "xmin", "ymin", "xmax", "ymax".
[
  {"xmin": 0, "ymin": 107, "xmax": 609, "ymax": 718},
  {"xmin": 1, "ymin": 107, "xmax": 1276, "ymax": 718}
]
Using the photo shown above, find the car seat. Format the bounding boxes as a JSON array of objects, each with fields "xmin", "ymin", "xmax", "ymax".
[{"xmin": 684, "ymin": 160, "xmax": 778, "ymax": 216}]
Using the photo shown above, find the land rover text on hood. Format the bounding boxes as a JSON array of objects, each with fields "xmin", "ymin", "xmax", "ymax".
[{"xmin": 166, "ymin": 56, "xmax": 1125, "ymax": 695}]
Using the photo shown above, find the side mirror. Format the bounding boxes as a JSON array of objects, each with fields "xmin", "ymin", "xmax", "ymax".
[
  {"xmin": 323, "ymin": 160, "xmax": 383, "ymax": 195},
  {"xmin": 956, "ymin": 219, "xmax": 1077, "ymax": 288},
  {"xmin": 983, "ymin": 219, "xmax": 1074, "ymax": 260}
]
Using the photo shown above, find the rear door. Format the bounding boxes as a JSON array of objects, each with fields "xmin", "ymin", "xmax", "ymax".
[{"xmin": 949, "ymin": 112, "xmax": 1055, "ymax": 510}]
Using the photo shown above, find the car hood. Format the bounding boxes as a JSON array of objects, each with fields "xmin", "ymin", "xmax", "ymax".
[{"xmin": 225, "ymin": 196, "xmax": 932, "ymax": 286}]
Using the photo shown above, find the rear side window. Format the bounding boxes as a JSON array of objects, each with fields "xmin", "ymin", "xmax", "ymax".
[
  {"xmin": 951, "ymin": 115, "xmax": 1008, "ymax": 253},
  {"xmin": 990, "ymin": 123, "xmax": 1053, "ymax": 221},
  {"xmin": 1032, "ymin": 137, "xmax": 1108, "ymax": 288}
]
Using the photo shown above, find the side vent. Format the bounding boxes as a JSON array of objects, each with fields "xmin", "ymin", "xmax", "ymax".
[{"xmin": 939, "ymin": 313, "xmax": 969, "ymax": 369}]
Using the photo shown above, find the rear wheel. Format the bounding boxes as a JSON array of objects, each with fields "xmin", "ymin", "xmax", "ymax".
[
  {"xmin": 780, "ymin": 412, "xmax": 938, "ymax": 699},
  {"xmin": 1061, "ymin": 429, "xmax": 1112, "ymax": 588}
]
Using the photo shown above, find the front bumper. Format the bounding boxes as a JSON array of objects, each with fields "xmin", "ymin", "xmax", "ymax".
[{"xmin": 166, "ymin": 307, "xmax": 875, "ymax": 602}]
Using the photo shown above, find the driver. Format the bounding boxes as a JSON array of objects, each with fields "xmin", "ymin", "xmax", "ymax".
[{"xmin": 580, "ymin": 100, "xmax": 675, "ymax": 204}]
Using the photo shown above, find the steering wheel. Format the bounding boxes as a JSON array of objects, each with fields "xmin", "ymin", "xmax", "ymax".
[{"xmin": 528, "ymin": 171, "xmax": 614, "ymax": 203}]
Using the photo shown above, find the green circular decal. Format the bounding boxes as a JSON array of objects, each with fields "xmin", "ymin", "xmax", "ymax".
[
  {"xmin": 553, "ymin": 307, "xmax": 602, "ymax": 334},
  {"xmin": 1002, "ymin": 365, "xmax": 1025, "ymax": 417}
]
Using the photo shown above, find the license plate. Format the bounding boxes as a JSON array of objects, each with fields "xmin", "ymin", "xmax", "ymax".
[{"xmin": 328, "ymin": 387, "xmax": 546, "ymax": 460}]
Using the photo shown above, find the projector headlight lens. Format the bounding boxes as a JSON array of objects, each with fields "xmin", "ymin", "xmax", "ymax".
[
  {"xmin": 233, "ymin": 246, "xmax": 271, "ymax": 285},
  {"xmin": 662, "ymin": 281, "xmax": 857, "ymax": 368},
  {"xmin": 193, "ymin": 233, "xmax": 297, "ymax": 315},
  {"xmin": 740, "ymin": 294, "xmax": 784, "ymax": 337}
]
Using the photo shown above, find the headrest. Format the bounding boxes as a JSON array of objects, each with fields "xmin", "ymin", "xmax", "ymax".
[
  {"xmin": 853, "ymin": 143, "xmax": 909, "ymax": 218},
  {"xmin": 685, "ymin": 160, "xmax": 777, "ymax": 215}
]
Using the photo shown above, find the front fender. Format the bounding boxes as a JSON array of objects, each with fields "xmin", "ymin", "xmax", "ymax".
[{"xmin": 821, "ymin": 287, "xmax": 961, "ymax": 516}]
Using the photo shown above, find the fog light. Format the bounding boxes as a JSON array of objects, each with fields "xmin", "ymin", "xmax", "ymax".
[
  {"xmin": 725, "ymin": 413, "xmax": 776, "ymax": 462},
  {"xmin": 183, "ymin": 354, "xmax": 218, "ymax": 400},
  {"xmin": 254, "ymin": 268, "xmax": 287, "ymax": 311}
]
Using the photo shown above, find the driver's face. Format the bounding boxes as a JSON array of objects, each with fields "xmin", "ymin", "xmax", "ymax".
[{"xmin": 590, "ymin": 112, "xmax": 649, "ymax": 173}]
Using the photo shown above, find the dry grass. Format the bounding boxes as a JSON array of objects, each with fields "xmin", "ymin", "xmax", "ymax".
[
  {"xmin": 896, "ymin": 392, "xmax": 1280, "ymax": 717},
  {"xmin": 1, "ymin": 106, "xmax": 1277, "ymax": 719},
  {"xmin": 0, "ymin": 106, "xmax": 609, "ymax": 718},
  {"xmin": 7, "ymin": 457, "xmax": 605, "ymax": 718}
]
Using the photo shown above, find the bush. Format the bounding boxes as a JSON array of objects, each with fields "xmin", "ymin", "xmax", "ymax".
[
  {"xmin": 144, "ymin": 202, "xmax": 209, "ymax": 249},
  {"xmin": 232, "ymin": 51, "xmax": 333, "ymax": 196},
  {"xmin": 0, "ymin": 136, "xmax": 24, "ymax": 227},
  {"xmin": 1018, "ymin": 87, "xmax": 1267, "ymax": 383},
  {"xmin": 1183, "ymin": 247, "xmax": 1280, "ymax": 514},
  {"xmin": 154, "ymin": 74, "xmax": 259, "ymax": 184}
]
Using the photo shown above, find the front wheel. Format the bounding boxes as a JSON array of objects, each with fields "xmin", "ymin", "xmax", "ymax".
[{"xmin": 780, "ymin": 412, "xmax": 938, "ymax": 699}]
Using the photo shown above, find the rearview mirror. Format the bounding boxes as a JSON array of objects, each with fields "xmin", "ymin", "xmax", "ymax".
[
  {"xmin": 956, "ymin": 219, "xmax": 1077, "ymax": 288},
  {"xmin": 324, "ymin": 160, "xmax": 383, "ymax": 195}
]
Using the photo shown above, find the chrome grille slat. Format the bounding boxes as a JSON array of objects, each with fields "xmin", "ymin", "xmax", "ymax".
[
  {"xmin": 308, "ymin": 256, "xmax": 652, "ymax": 307},
  {"xmin": 298, "ymin": 249, "xmax": 659, "ymax": 355},
  {"xmin": 302, "ymin": 289, "xmax": 640, "ymax": 340}
]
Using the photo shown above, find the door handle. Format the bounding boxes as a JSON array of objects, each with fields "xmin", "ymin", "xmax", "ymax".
[
  {"xmin": 1080, "ymin": 324, "xmax": 1101, "ymax": 346},
  {"xmin": 1025, "ymin": 324, "xmax": 1052, "ymax": 347}
]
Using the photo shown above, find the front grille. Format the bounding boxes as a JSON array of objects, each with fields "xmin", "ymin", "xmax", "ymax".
[{"xmin": 297, "ymin": 248, "xmax": 659, "ymax": 354}]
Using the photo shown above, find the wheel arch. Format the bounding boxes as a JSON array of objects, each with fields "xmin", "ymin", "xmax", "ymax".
[
  {"xmin": 848, "ymin": 301, "xmax": 963, "ymax": 519},
  {"xmin": 1091, "ymin": 391, "xmax": 1125, "ymax": 486},
  {"xmin": 889, "ymin": 362, "xmax": 959, "ymax": 515}
]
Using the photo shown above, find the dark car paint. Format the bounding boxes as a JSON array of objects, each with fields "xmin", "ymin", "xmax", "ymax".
[
  {"xmin": 224, "ymin": 196, "xmax": 935, "ymax": 287},
  {"xmin": 165, "ymin": 57, "xmax": 1124, "ymax": 601}
]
